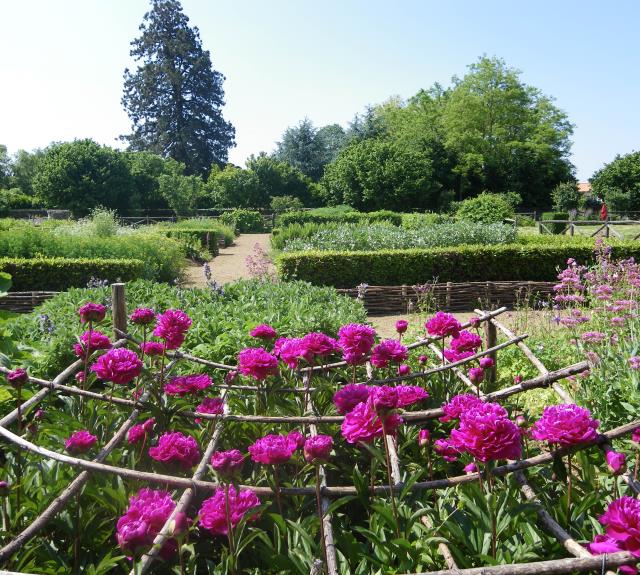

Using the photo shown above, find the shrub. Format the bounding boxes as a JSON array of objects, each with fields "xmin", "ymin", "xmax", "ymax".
[
  {"xmin": 0, "ymin": 188, "xmax": 40, "ymax": 214},
  {"xmin": 540, "ymin": 212, "xmax": 569, "ymax": 234},
  {"xmin": 219, "ymin": 209, "xmax": 265, "ymax": 233},
  {"xmin": 551, "ymin": 182, "xmax": 581, "ymax": 212},
  {"xmin": 455, "ymin": 192, "xmax": 515, "ymax": 223},
  {"xmin": 0, "ymin": 257, "xmax": 144, "ymax": 291},
  {"xmin": 278, "ymin": 222, "xmax": 517, "ymax": 252},
  {"xmin": 270, "ymin": 195, "xmax": 304, "ymax": 212},
  {"xmin": 277, "ymin": 240, "xmax": 640, "ymax": 287}
]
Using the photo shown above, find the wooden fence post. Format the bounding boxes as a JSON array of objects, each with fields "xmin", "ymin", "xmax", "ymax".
[
  {"xmin": 483, "ymin": 314, "xmax": 498, "ymax": 385},
  {"xmin": 111, "ymin": 283, "xmax": 127, "ymax": 340},
  {"xmin": 605, "ymin": 222, "xmax": 610, "ymax": 238}
]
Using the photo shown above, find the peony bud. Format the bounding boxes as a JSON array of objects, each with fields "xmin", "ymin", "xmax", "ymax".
[
  {"xmin": 479, "ymin": 357, "xmax": 494, "ymax": 370},
  {"xmin": 7, "ymin": 368, "xmax": 28, "ymax": 388},
  {"xmin": 303, "ymin": 435, "xmax": 333, "ymax": 464},
  {"xmin": 418, "ymin": 355, "xmax": 428, "ymax": 365},
  {"xmin": 606, "ymin": 450, "xmax": 627, "ymax": 475},
  {"xmin": 395, "ymin": 320, "xmax": 408, "ymax": 334},
  {"xmin": 513, "ymin": 375, "xmax": 523, "ymax": 384},
  {"xmin": 463, "ymin": 462, "xmax": 478, "ymax": 474},
  {"xmin": 418, "ymin": 429, "xmax": 430, "ymax": 447},
  {"xmin": 0, "ymin": 481, "xmax": 10, "ymax": 496},
  {"xmin": 397, "ymin": 364, "xmax": 411, "ymax": 376}
]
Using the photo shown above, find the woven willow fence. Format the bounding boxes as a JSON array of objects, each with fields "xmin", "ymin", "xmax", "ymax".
[{"xmin": 0, "ymin": 284, "xmax": 638, "ymax": 575}]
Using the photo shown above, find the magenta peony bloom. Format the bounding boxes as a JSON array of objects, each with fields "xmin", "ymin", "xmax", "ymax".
[
  {"xmin": 468, "ymin": 367, "xmax": 484, "ymax": 383},
  {"xmin": 153, "ymin": 309, "xmax": 192, "ymax": 350},
  {"xmin": 78, "ymin": 303, "xmax": 106, "ymax": 323},
  {"xmin": 434, "ymin": 438, "xmax": 459, "ymax": 462},
  {"xmin": 418, "ymin": 355, "xmax": 428, "ymax": 364},
  {"xmin": 369, "ymin": 385, "xmax": 399, "ymax": 412},
  {"xmin": 606, "ymin": 450, "xmax": 627, "ymax": 475},
  {"xmin": 340, "ymin": 399, "xmax": 402, "ymax": 444},
  {"xmin": 273, "ymin": 337, "xmax": 304, "ymax": 369},
  {"xmin": 149, "ymin": 432, "xmax": 200, "ymax": 469},
  {"xmin": 338, "ymin": 323, "xmax": 376, "ymax": 365},
  {"xmin": 397, "ymin": 364, "xmax": 411, "ymax": 376},
  {"xmin": 440, "ymin": 394, "xmax": 486, "ymax": 423},
  {"xmin": 142, "ymin": 418, "xmax": 155, "ymax": 433},
  {"xmin": 73, "ymin": 330, "xmax": 112, "ymax": 357},
  {"xmin": 443, "ymin": 348, "xmax": 474, "ymax": 363},
  {"xmin": 479, "ymin": 357, "xmax": 495, "ymax": 369},
  {"xmin": 395, "ymin": 385, "xmax": 428, "ymax": 407},
  {"xmin": 600, "ymin": 496, "xmax": 640, "ymax": 556},
  {"xmin": 116, "ymin": 488, "xmax": 176, "ymax": 558},
  {"xmin": 164, "ymin": 374, "xmax": 212, "ymax": 396},
  {"xmin": 633, "ymin": 429, "xmax": 640, "ymax": 444},
  {"xmin": 65, "ymin": 430, "xmax": 97, "ymax": 454},
  {"xmin": 371, "ymin": 339, "xmax": 408, "ymax": 368},
  {"xmin": 333, "ymin": 384, "xmax": 371, "ymax": 415},
  {"xmin": 238, "ymin": 347, "xmax": 278, "ymax": 380},
  {"xmin": 210, "ymin": 449, "xmax": 245, "ymax": 479},
  {"xmin": 140, "ymin": 341, "xmax": 165, "ymax": 356},
  {"xmin": 91, "ymin": 348, "xmax": 142, "ymax": 385},
  {"xmin": 418, "ymin": 429, "xmax": 430, "ymax": 447},
  {"xmin": 250, "ymin": 324, "xmax": 277, "ymax": 340},
  {"xmin": 450, "ymin": 330, "xmax": 482, "ymax": 353},
  {"xmin": 300, "ymin": 332, "xmax": 338, "ymax": 360},
  {"xmin": 6, "ymin": 368, "xmax": 28, "ymax": 388},
  {"xmin": 304, "ymin": 435, "xmax": 333, "ymax": 464},
  {"xmin": 248, "ymin": 434, "xmax": 298, "ymax": 465},
  {"xmin": 450, "ymin": 403, "xmax": 522, "ymax": 463},
  {"xmin": 530, "ymin": 404, "xmax": 600, "ymax": 447},
  {"xmin": 199, "ymin": 485, "xmax": 261, "ymax": 536},
  {"xmin": 130, "ymin": 308, "xmax": 155, "ymax": 326},
  {"xmin": 395, "ymin": 320, "xmax": 408, "ymax": 334},
  {"xmin": 287, "ymin": 430, "xmax": 306, "ymax": 450},
  {"xmin": 464, "ymin": 462, "xmax": 479, "ymax": 474},
  {"xmin": 127, "ymin": 424, "xmax": 146, "ymax": 445},
  {"xmin": 425, "ymin": 312, "xmax": 461, "ymax": 339},
  {"xmin": 195, "ymin": 397, "xmax": 224, "ymax": 416}
]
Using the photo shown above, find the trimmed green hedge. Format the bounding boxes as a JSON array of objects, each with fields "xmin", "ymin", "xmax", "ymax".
[
  {"xmin": 0, "ymin": 257, "xmax": 145, "ymax": 291},
  {"xmin": 276, "ymin": 209, "xmax": 402, "ymax": 227},
  {"xmin": 277, "ymin": 242, "xmax": 640, "ymax": 288},
  {"xmin": 164, "ymin": 230, "xmax": 220, "ymax": 255}
]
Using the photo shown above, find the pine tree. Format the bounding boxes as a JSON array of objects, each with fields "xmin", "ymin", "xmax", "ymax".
[{"xmin": 121, "ymin": 0, "xmax": 235, "ymax": 176}]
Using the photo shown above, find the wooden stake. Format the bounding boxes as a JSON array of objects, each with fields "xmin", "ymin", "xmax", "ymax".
[{"xmin": 111, "ymin": 283, "xmax": 127, "ymax": 341}]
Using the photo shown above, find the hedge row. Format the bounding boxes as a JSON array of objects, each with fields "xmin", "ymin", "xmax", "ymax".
[
  {"xmin": 163, "ymin": 230, "xmax": 221, "ymax": 255},
  {"xmin": 276, "ymin": 242, "xmax": 640, "ymax": 288},
  {"xmin": 276, "ymin": 210, "xmax": 403, "ymax": 227},
  {"xmin": 0, "ymin": 258, "xmax": 145, "ymax": 291}
]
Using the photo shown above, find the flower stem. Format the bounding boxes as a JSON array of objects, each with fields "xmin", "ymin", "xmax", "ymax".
[
  {"xmin": 273, "ymin": 466, "xmax": 284, "ymax": 518},
  {"xmin": 381, "ymin": 418, "xmax": 401, "ymax": 539},
  {"xmin": 635, "ymin": 448, "xmax": 639, "ymax": 482},
  {"xmin": 352, "ymin": 365, "xmax": 357, "ymax": 384},
  {"xmin": 224, "ymin": 483, "xmax": 237, "ymax": 575},
  {"xmin": 315, "ymin": 466, "xmax": 328, "ymax": 568},
  {"xmin": 566, "ymin": 452, "xmax": 572, "ymax": 523},
  {"xmin": 15, "ymin": 384, "xmax": 22, "ymax": 527},
  {"xmin": 487, "ymin": 466, "xmax": 496, "ymax": 560},
  {"xmin": 73, "ymin": 490, "xmax": 81, "ymax": 574}
]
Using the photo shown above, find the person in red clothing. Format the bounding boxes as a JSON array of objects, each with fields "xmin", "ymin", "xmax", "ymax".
[{"xmin": 600, "ymin": 202, "xmax": 608, "ymax": 221}]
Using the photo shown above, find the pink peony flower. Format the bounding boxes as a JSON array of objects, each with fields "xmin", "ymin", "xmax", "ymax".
[
  {"xmin": 300, "ymin": 332, "xmax": 338, "ymax": 360},
  {"xmin": 468, "ymin": 367, "xmax": 484, "ymax": 383},
  {"xmin": 425, "ymin": 312, "xmax": 461, "ymax": 339},
  {"xmin": 418, "ymin": 429, "xmax": 430, "ymax": 447},
  {"xmin": 65, "ymin": 430, "xmax": 97, "ymax": 454},
  {"xmin": 238, "ymin": 347, "xmax": 278, "ymax": 380},
  {"xmin": 6, "ymin": 368, "xmax": 28, "ymax": 388},
  {"xmin": 338, "ymin": 323, "xmax": 376, "ymax": 365},
  {"xmin": 79, "ymin": 303, "xmax": 106, "ymax": 323},
  {"xmin": 116, "ymin": 488, "xmax": 176, "ymax": 558},
  {"xmin": 395, "ymin": 385, "xmax": 428, "ymax": 407},
  {"xmin": 250, "ymin": 324, "xmax": 277, "ymax": 339},
  {"xmin": 464, "ymin": 462, "xmax": 479, "ymax": 474},
  {"xmin": 530, "ymin": 404, "xmax": 600, "ymax": 447},
  {"xmin": 450, "ymin": 403, "xmax": 522, "ymax": 463},
  {"xmin": 600, "ymin": 496, "xmax": 640, "ymax": 557},
  {"xmin": 142, "ymin": 418, "xmax": 155, "ymax": 433},
  {"xmin": 632, "ymin": 429, "xmax": 640, "ymax": 443},
  {"xmin": 341, "ymin": 399, "xmax": 402, "ymax": 444},
  {"xmin": 198, "ymin": 485, "xmax": 261, "ymax": 536},
  {"xmin": 606, "ymin": 450, "xmax": 627, "ymax": 475},
  {"xmin": 248, "ymin": 434, "xmax": 298, "ymax": 465},
  {"xmin": 434, "ymin": 438, "xmax": 459, "ymax": 462},
  {"xmin": 333, "ymin": 384, "xmax": 370, "ymax": 414},
  {"xmin": 195, "ymin": 397, "xmax": 224, "ymax": 416},
  {"xmin": 443, "ymin": 348, "xmax": 474, "ymax": 363},
  {"xmin": 479, "ymin": 357, "xmax": 495, "ymax": 369},
  {"xmin": 369, "ymin": 386, "xmax": 398, "ymax": 412},
  {"xmin": 127, "ymin": 424, "xmax": 146, "ymax": 444},
  {"xmin": 91, "ymin": 348, "xmax": 142, "ymax": 385},
  {"xmin": 274, "ymin": 337, "xmax": 304, "ymax": 369},
  {"xmin": 304, "ymin": 435, "xmax": 333, "ymax": 464},
  {"xmin": 210, "ymin": 449, "xmax": 245, "ymax": 479},
  {"xmin": 148, "ymin": 432, "xmax": 200, "ymax": 469},
  {"xmin": 397, "ymin": 364, "xmax": 411, "ymax": 376},
  {"xmin": 395, "ymin": 320, "xmax": 408, "ymax": 334},
  {"xmin": 440, "ymin": 394, "xmax": 486, "ymax": 423},
  {"xmin": 287, "ymin": 430, "xmax": 305, "ymax": 450},
  {"xmin": 153, "ymin": 309, "xmax": 192, "ymax": 350},
  {"xmin": 371, "ymin": 340, "xmax": 408, "ymax": 368},
  {"xmin": 450, "ymin": 330, "xmax": 482, "ymax": 353},
  {"xmin": 164, "ymin": 374, "xmax": 212, "ymax": 396},
  {"xmin": 130, "ymin": 308, "xmax": 155, "ymax": 326},
  {"xmin": 73, "ymin": 330, "xmax": 112, "ymax": 357}
]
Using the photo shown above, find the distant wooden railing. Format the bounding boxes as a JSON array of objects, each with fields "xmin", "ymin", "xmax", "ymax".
[{"xmin": 537, "ymin": 219, "xmax": 640, "ymax": 239}]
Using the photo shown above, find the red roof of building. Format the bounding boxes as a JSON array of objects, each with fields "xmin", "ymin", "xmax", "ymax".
[{"xmin": 578, "ymin": 182, "xmax": 592, "ymax": 193}]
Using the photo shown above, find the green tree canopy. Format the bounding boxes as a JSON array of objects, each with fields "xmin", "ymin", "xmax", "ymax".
[
  {"xmin": 121, "ymin": 0, "xmax": 235, "ymax": 177},
  {"xmin": 551, "ymin": 181, "xmax": 581, "ymax": 212},
  {"xmin": 33, "ymin": 139, "xmax": 134, "ymax": 216},
  {"xmin": 591, "ymin": 150, "xmax": 640, "ymax": 212},
  {"xmin": 10, "ymin": 149, "xmax": 45, "ymax": 196}
]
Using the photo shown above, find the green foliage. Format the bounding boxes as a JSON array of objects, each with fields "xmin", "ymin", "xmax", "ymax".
[
  {"xmin": 540, "ymin": 212, "xmax": 569, "ymax": 234},
  {"xmin": 401, "ymin": 212, "xmax": 455, "ymax": 228},
  {"xmin": 33, "ymin": 139, "xmax": 134, "ymax": 216},
  {"xmin": 162, "ymin": 217, "xmax": 236, "ymax": 245},
  {"xmin": 123, "ymin": 150, "xmax": 171, "ymax": 210},
  {"xmin": 551, "ymin": 182, "xmax": 581, "ymax": 212},
  {"xmin": 455, "ymin": 192, "xmax": 515, "ymax": 223},
  {"xmin": 275, "ymin": 208, "xmax": 401, "ymax": 227},
  {"xmin": 277, "ymin": 240, "xmax": 640, "ymax": 287},
  {"xmin": 269, "ymin": 195, "xmax": 304, "ymax": 212},
  {"xmin": 0, "ymin": 188, "xmax": 41, "ymax": 214},
  {"xmin": 590, "ymin": 150, "xmax": 640, "ymax": 212},
  {"xmin": 219, "ymin": 209, "xmax": 265, "ymax": 233},
  {"xmin": 121, "ymin": 0, "xmax": 234, "ymax": 176},
  {"xmin": 158, "ymin": 171, "xmax": 204, "ymax": 216},
  {"xmin": 321, "ymin": 139, "xmax": 440, "ymax": 211},
  {"xmin": 278, "ymin": 222, "xmax": 516, "ymax": 252},
  {"xmin": 0, "ymin": 257, "xmax": 144, "ymax": 291},
  {"xmin": 7, "ymin": 148, "xmax": 45, "ymax": 196}
]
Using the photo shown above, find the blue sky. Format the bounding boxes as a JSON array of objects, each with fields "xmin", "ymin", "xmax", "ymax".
[{"xmin": 1, "ymin": 0, "xmax": 638, "ymax": 180}]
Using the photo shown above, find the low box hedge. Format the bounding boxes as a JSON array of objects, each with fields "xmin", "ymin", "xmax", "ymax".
[
  {"xmin": 276, "ymin": 242, "xmax": 640, "ymax": 288},
  {"xmin": 164, "ymin": 229, "xmax": 221, "ymax": 255},
  {"xmin": 0, "ymin": 257, "xmax": 145, "ymax": 291}
]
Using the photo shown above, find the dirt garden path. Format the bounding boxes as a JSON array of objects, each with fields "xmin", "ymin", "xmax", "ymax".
[{"xmin": 182, "ymin": 233, "xmax": 272, "ymax": 287}]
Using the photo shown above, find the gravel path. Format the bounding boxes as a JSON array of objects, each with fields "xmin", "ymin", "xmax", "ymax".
[{"xmin": 182, "ymin": 233, "xmax": 273, "ymax": 287}]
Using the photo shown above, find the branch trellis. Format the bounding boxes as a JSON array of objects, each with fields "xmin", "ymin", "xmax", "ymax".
[{"xmin": 0, "ymin": 283, "xmax": 637, "ymax": 575}]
